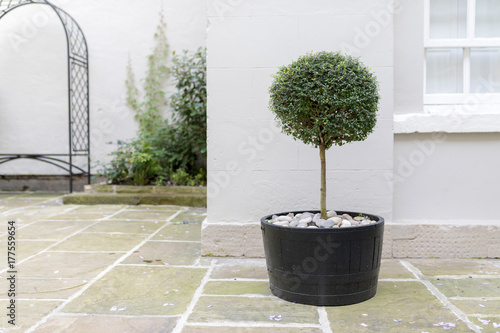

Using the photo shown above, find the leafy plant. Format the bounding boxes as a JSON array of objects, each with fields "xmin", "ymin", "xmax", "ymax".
[
  {"xmin": 99, "ymin": 17, "xmax": 206, "ymax": 186},
  {"xmin": 99, "ymin": 138, "xmax": 165, "ymax": 186},
  {"xmin": 169, "ymin": 47, "xmax": 207, "ymax": 172},
  {"xmin": 170, "ymin": 168, "xmax": 206, "ymax": 186},
  {"xmin": 126, "ymin": 11, "xmax": 170, "ymax": 135},
  {"xmin": 269, "ymin": 51, "xmax": 380, "ymax": 218}
]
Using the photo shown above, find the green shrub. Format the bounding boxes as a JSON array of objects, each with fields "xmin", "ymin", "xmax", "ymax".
[
  {"xmin": 100, "ymin": 138, "xmax": 166, "ymax": 186},
  {"xmin": 269, "ymin": 51, "xmax": 380, "ymax": 218},
  {"xmin": 169, "ymin": 168, "xmax": 206, "ymax": 186},
  {"xmin": 98, "ymin": 38, "xmax": 206, "ymax": 185},
  {"xmin": 168, "ymin": 47, "xmax": 207, "ymax": 172}
]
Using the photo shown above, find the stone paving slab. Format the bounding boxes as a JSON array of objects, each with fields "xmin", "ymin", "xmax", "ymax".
[
  {"xmin": 35, "ymin": 315, "xmax": 179, "ymax": 333},
  {"xmin": 3, "ymin": 300, "xmax": 63, "ymax": 332},
  {"xmin": 151, "ymin": 223, "xmax": 202, "ymax": 242},
  {"xmin": 110, "ymin": 209, "xmax": 179, "ymax": 221},
  {"xmin": 188, "ymin": 296, "xmax": 320, "ymax": 324},
  {"xmin": 209, "ymin": 258, "xmax": 268, "ymax": 280},
  {"xmin": 181, "ymin": 327, "xmax": 323, "ymax": 333},
  {"xmin": 84, "ymin": 220, "xmax": 164, "ymax": 234},
  {"xmin": 409, "ymin": 259, "xmax": 500, "ymax": 276},
  {"xmin": 202, "ymin": 281, "xmax": 271, "ymax": 296},
  {"xmin": 450, "ymin": 299, "xmax": 500, "ymax": 316},
  {"xmin": 431, "ymin": 278, "xmax": 500, "ymax": 298},
  {"xmin": 17, "ymin": 221, "xmax": 95, "ymax": 240},
  {"xmin": 122, "ymin": 241, "xmax": 201, "ymax": 266},
  {"xmin": 2, "ymin": 278, "xmax": 88, "ymax": 300},
  {"xmin": 324, "ymin": 281, "xmax": 472, "ymax": 332},
  {"xmin": 45, "ymin": 212, "xmax": 114, "ymax": 220},
  {"xmin": 16, "ymin": 252, "xmax": 124, "ymax": 279},
  {"xmin": 378, "ymin": 259, "xmax": 415, "ymax": 279},
  {"xmin": 49, "ymin": 233, "xmax": 149, "ymax": 252},
  {"xmin": 63, "ymin": 266, "xmax": 207, "ymax": 316},
  {"xmin": 0, "ymin": 193, "xmax": 499, "ymax": 332},
  {"xmin": 169, "ymin": 210, "xmax": 207, "ymax": 223},
  {"xmin": 0, "ymin": 240, "xmax": 54, "ymax": 262},
  {"xmin": 2, "ymin": 206, "xmax": 71, "ymax": 225}
]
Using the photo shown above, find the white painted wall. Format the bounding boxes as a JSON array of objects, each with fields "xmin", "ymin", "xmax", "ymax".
[
  {"xmin": 393, "ymin": 133, "xmax": 500, "ymax": 221},
  {"xmin": 0, "ymin": 0, "xmax": 206, "ymax": 175},
  {"xmin": 393, "ymin": 0, "xmax": 423, "ymax": 115},
  {"xmin": 392, "ymin": 0, "xmax": 500, "ymax": 222},
  {"xmin": 205, "ymin": 0, "xmax": 395, "ymax": 234}
]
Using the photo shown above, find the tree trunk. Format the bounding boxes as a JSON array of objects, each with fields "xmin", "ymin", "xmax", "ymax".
[{"xmin": 319, "ymin": 144, "xmax": 327, "ymax": 219}]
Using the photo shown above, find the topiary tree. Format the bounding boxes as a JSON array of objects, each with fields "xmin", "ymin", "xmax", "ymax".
[{"xmin": 269, "ymin": 51, "xmax": 380, "ymax": 219}]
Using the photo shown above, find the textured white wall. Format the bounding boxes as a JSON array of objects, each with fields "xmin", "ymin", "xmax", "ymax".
[
  {"xmin": 206, "ymin": 0, "xmax": 395, "ymax": 232},
  {"xmin": 393, "ymin": 133, "xmax": 500, "ymax": 220},
  {"xmin": 392, "ymin": 0, "xmax": 500, "ymax": 222},
  {"xmin": 0, "ymin": 0, "xmax": 206, "ymax": 175},
  {"xmin": 393, "ymin": 0, "xmax": 423, "ymax": 114}
]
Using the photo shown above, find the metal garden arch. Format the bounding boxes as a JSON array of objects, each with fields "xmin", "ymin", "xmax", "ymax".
[{"xmin": 0, "ymin": 0, "xmax": 90, "ymax": 192}]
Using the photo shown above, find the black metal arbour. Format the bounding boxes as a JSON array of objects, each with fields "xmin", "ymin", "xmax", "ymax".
[{"xmin": 0, "ymin": 0, "xmax": 90, "ymax": 192}]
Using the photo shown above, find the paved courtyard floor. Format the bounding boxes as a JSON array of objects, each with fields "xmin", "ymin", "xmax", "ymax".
[{"xmin": 0, "ymin": 192, "xmax": 499, "ymax": 332}]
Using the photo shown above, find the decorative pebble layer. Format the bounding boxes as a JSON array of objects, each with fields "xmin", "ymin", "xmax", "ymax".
[{"xmin": 267, "ymin": 210, "xmax": 377, "ymax": 228}]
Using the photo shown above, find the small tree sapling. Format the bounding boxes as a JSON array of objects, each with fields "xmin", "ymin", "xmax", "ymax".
[{"xmin": 268, "ymin": 51, "xmax": 380, "ymax": 219}]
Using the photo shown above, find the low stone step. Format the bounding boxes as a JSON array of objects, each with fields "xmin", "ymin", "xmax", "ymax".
[
  {"xmin": 85, "ymin": 183, "xmax": 207, "ymax": 195},
  {"xmin": 63, "ymin": 192, "xmax": 207, "ymax": 207}
]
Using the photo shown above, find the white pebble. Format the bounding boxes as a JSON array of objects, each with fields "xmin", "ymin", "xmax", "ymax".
[
  {"xmin": 267, "ymin": 211, "xmax": 378, "ymax": 229},
  {"xmin": 313, "ymin": 213, "xmax": 321, "ymax": 222},
  {"xmin": 327, "ymin": 210, "xmax": 337, "ymax": 218},
  {"xmin": 331, "ymin": 217, "xmax": 342, "ymax": 225},
  {"xmin": 341, "ymin": 220, "xmax": 352, "ymax": 227},
  {"xmin": 299, "ymin": 216, "xmax": 312, "ymax": 224},
  {"xmin": 274, "ymin": 221, "xmax": 290, "ymax": 227},
  {"xmin": 322, "ymin": 219, "xmax": 334, "ymax": 228}
]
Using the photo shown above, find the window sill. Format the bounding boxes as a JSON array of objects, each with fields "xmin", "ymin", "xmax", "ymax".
[{"xmin": 394, "ymin": 112, "xmax": 500, "ymax": 134}]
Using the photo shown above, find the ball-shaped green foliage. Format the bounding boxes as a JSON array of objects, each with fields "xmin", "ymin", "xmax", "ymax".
[{"xmin": 269, "ymin": 51, "xmax": 380, "ymax": 149}]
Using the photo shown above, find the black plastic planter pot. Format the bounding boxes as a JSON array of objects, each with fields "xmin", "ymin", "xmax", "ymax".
[{"xmin": 261, "ymin": 210, "xmax": 384, "ymax": 306}]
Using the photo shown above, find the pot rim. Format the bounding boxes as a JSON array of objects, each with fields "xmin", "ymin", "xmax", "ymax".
[{"xmin": 261, "ymin": 210, "xmax": 384, "ymax": 232}]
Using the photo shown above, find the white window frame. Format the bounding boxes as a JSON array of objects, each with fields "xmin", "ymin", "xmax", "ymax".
[
  {"xmin": 423, "ymin": 0, "xmax": 500, "ymax": 110},
  {"xmin": 394, "ymin": 0, "xmax": 500, "ymax": 134}
]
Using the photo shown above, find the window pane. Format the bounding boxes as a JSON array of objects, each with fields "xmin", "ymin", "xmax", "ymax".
[
  {"xmin": 426, "ymin": 48, "xmax": 463, "ymax": 94},
  {"xmin": 430, "ymin": 0, "xmax": 467, "ymax": 39},
  {"xmin": 471, "ymin": 48, "xmax": 500, "ymax": 93},
  {"xmin": 476, "ymin": 0, "xmax": 500, "ymax": 37}
]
